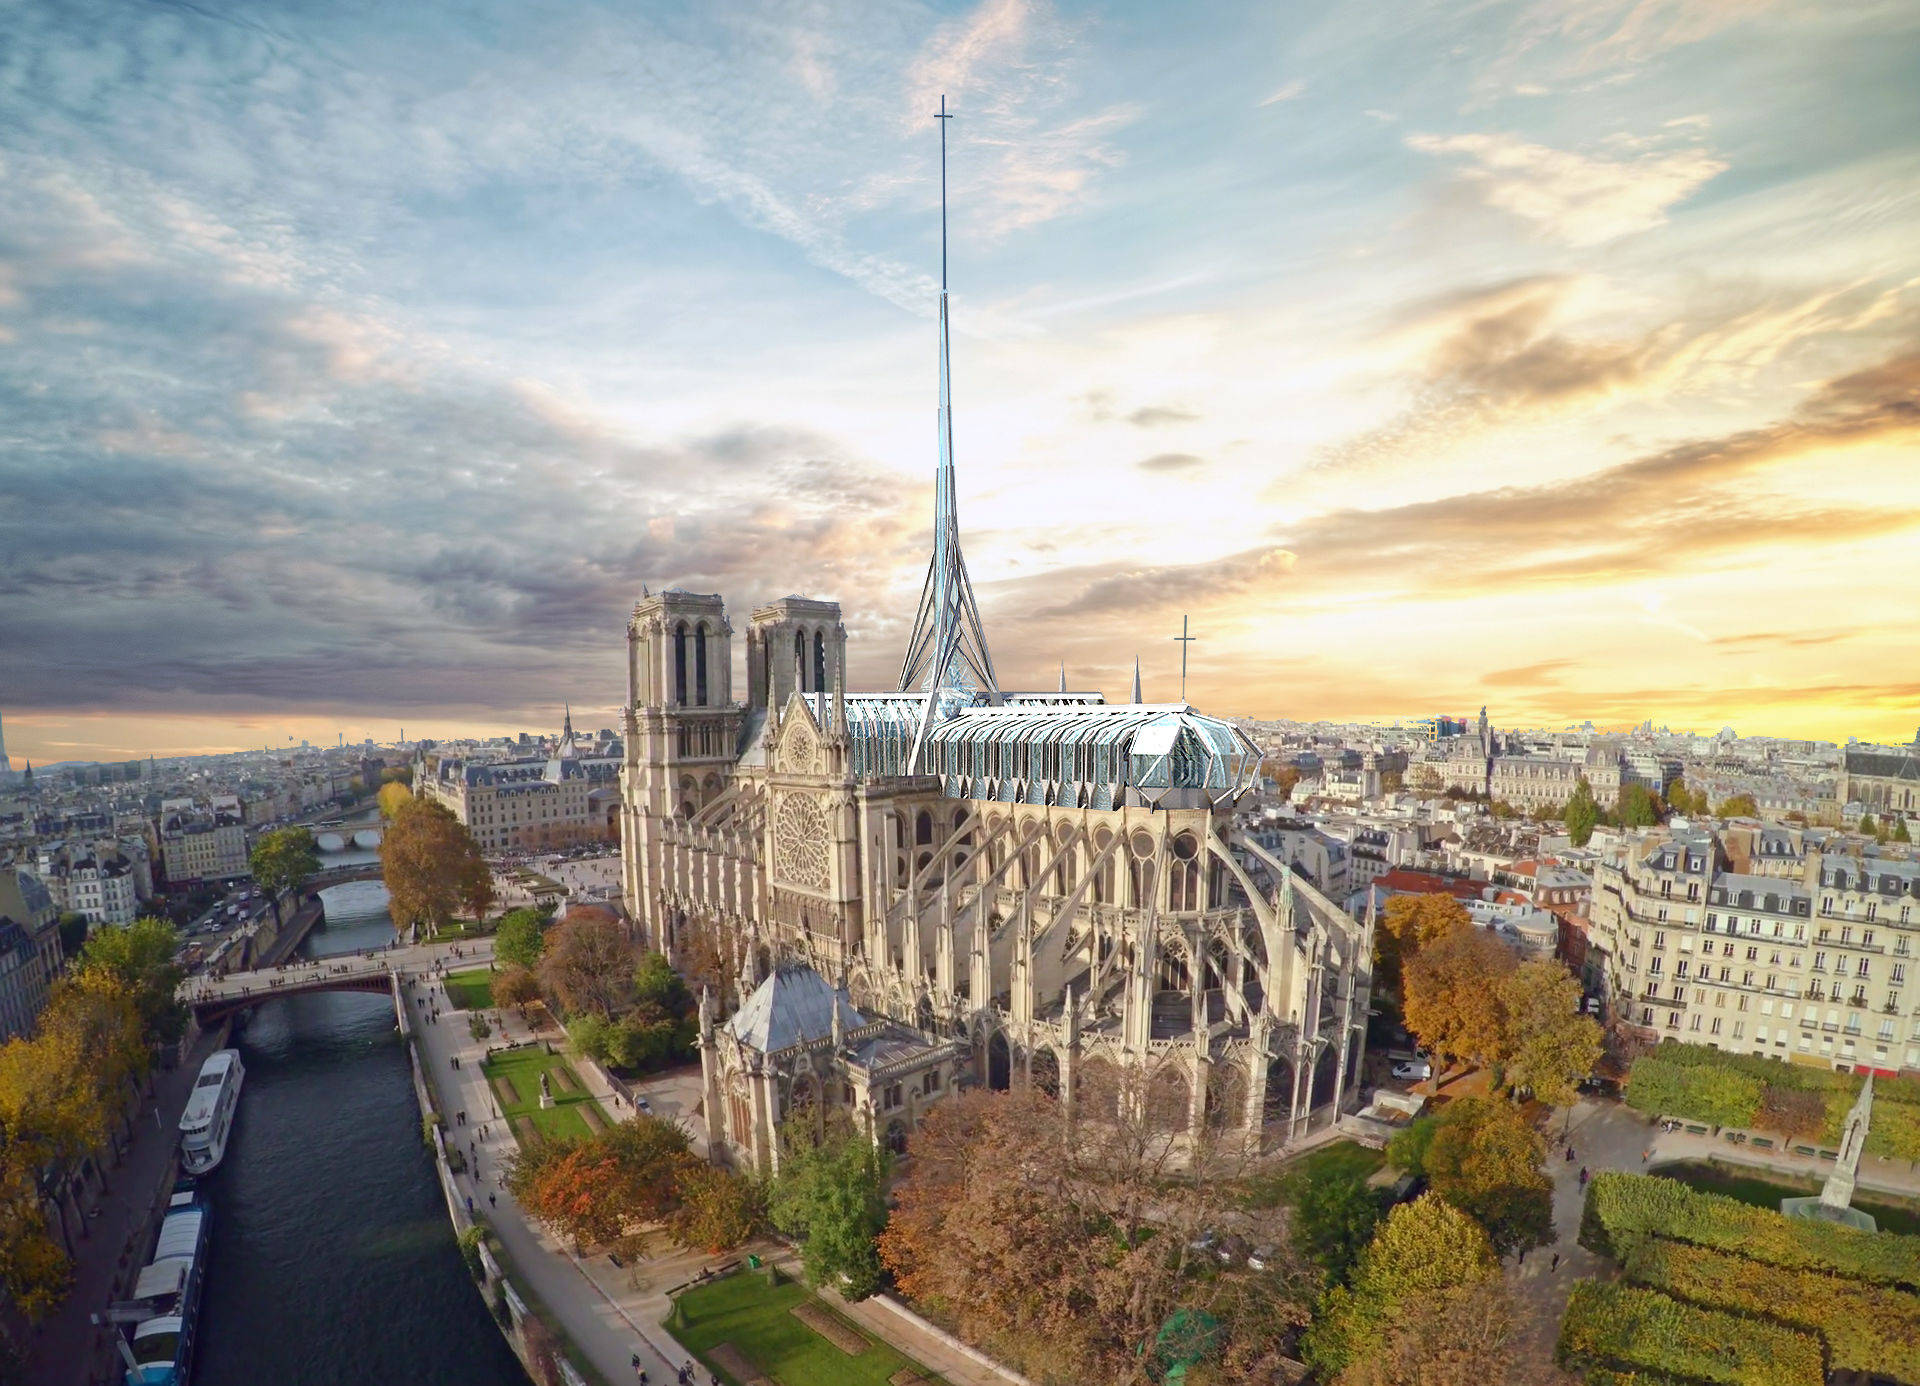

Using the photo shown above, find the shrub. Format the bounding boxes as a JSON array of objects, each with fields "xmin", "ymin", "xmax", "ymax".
[
  {"xmin": 1556, "ymin": 1281, "xmax": 1823, "ymax": 1386},
  {"xmin": 1624, "ymin": 1051, "xmax": 1763, "ymax": 1128},
  {"xmin": 468, "ymin": 1012, "xmax": 491, "ymax": 1041},
  {"xmin": 1581, "ymin": 1172, "xmax": 1920, "ymax": 1289},
  {"xmin": 457, "ymin": 1224, "xmax": 487, "ymax": 1281},
  {"xmin": 1622, "ymin": 1237, "xmax": 1920, "ymax": 1381}
]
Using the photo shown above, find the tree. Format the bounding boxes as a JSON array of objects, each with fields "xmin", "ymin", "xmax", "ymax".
[
  {"xmin": 1375, "ymin": 893, "xmax": 1469, "ymax": 991},
  {"xmin": 74, "ymin": 917, "xmax": 185, "ymax": 1048},
  {"xmin": 376, "ymin": 780, "xmax": 414, "ymax": 820},
  {"xmin": 1339, "ymin": 1278, "xmax": 1519, "ymax": 1386},
  {"xmin": 1384, "ymin": 1115, "xmax": 1437, "ymax": 1177},
  {"xmin": 249, "ymin": 826, "xmax": 320, "ymax": 924},
  {"xmin": 1302, "ymin": 1194, "xmax": 1498, "ymax": 1378},
  {"xmin": 1858, "ymin": 813, "xmax": 1876, "ymax": 836},
  {"xmin": 0, "ymin": 1157, "xmax": 70, "ymax": 1324},
  {"xmin": 1408, "ymin": 766, "xmax": 1442, "ymax": 794},
  {"xmin": 1893, "ymin": 817, "xmax": 1913, "ymax": 844},
  {"xmin": 1401, "ymin": 926, "xmax": 1516, "ymax": 1073},
  {"xmin": 381, "ymin": 765, "xmax": 413, "ymax": 786},
  {"xmin": 494, "ymin": 966, "xmax": 541, "ymax": 1009},
  {"xmin": 494, "ymin": 907, "xmax": 551, "ymax": 972},
  {"xmin": 380, "ymin": 799, "xmax": 491, "ymax": 937},
  {"xmin": 1715, "ymin": 793, "xmax": 1759, "ymax": 818},
  {"xmin": 1499, "ymin": 960, "xmax": 1601, "ymax": 1105},
  {"xmin": 1421, "ymin": 1097, "xmax": 1554, "ymax": 1258},
  {"xmin": 55, "ymin": 912, "xmax": 88, "ymax": 960},
  {"xmin": 668, "ymin": 1165, "xmax": 762, "ymax": 1254},
  {"xmin": 525, "ymin": 1146, "xmax": 630, "ymax": 1251},
  {"xmin": 1380, "ymin": 769, "xmax": 1404, "ymax": 794},
  {"xmin": 538, "ymin": 912, "xmax": 636, "ymax": 1019},
  {"xmin": 1564, "ymin": 776, "xmax": 1600, "ymax": 847},
  {"xmin": 769, "ymin": 1115, "xmax": 891, "ymax": 1300},
  {"xmin": 1757, "ymin": 1084, "xmax": 1826, "ymax": 1140},
  {"xmin": 1666, "ymin": 779, "xmax": 1698, "ymax": 816},
  {"xmin": 1616, "ymin": 783, "xmax": 1660, "ymax": 828},
  {"xmin": 1291, "ymin": 1172, "xmax": 1384, "ymax": 1287}
]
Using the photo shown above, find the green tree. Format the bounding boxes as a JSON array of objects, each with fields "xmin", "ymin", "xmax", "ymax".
[
  {"xmin": 538, "ymin": 911, "xmax": 636, "ymax": 1020},
  {"xmin": 1385, "ymin": 1115, "xmax": 1437, "ymax": 1177},
  {"xmin": 768, "ymin": 1116, "xmax": 891, "ymax": 1300},
  {"xmin": 1302, "ymin": 1194, "xmax": 1499, "ymax": 1377},
  {"xmin": 1563, "ymin": 777, "xmax": 1600, "ymax": 847},
  {"xmin": 1858, "ymin": 813, "xmax": 1875, "ymax": 836},
  {"xmin": 1666, "ymin": 779, "xmax": 1699, "ymax": 816},
  {"xmin": 1499, "ymin": 960, "xmax": 1602, "ymax": 1106},
  {"xmin": 1616, "ymin": 783, "xmax": 1660, "ymax": 828},
  {"xmin": 494, "ymin": 907, "xmax": 551, "ymax": 972},
  {"xmin": 1291, "ymin": 1172, "xmax": 1384, "ymax": 1286},
  {"xmin": 1715, "ymin": 793, "xmax": 1759, "ymax": 818},
  {"xmin": 1422, "ymin": 1097, "xmax": 1554, "ymax": 1258},
  {"xmin": 55, "ymin": 912, "xmax": 89, "ymax": 960},
  {"xmin": 249, "ymin": 826, "xmax": 320, "ymax": 925},
  {"xmin": 74, "ymin": 917, "xmax": 185, "ymax": 1048},
  {"xmin": 1894, "ymin": 817, "xmax": 1913, "ymax": 844}
]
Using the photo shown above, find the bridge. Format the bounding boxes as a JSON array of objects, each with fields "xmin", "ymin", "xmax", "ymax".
[
  {"xmin": 313, "ymin": 823, "xmax": 384, "ymax": 852},
  {"xmin": 184, "ymin": 936, "xmax": 495, "ymax": 1024},
  {"xmin": 303, "ymin": 861, "xmax": 386, "ymax": 891}
]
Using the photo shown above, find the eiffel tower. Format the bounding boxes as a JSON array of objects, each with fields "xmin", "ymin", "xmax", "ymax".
[{"xmin": 899, "ymin": 95, "xmax": 999, "ymax": 771}]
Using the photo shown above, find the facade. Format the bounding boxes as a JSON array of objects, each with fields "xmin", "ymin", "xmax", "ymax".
[
  {"xmin": 419, "ymin": 713, "xmax": 621, "ymax": 856},
  {"xmin": 35, "ymin": 840, "xmax": 143, "ymax": 924},
  {"xmin": 158, "ymin": 801, "xmax": 249, "ymax": 885},
  {"xmin": 0, "ymin": 869, "xmax": 63, "ymax": 1040},
  {"xmin": 1838, "ymin": 747, "xmax": 1920, "ymax": 815},
  {"xmin": 1590, "ymin": 828, "xmax": 1920, "ymax": 1075}
]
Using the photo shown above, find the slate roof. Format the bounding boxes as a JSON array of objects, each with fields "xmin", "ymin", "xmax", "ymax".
[
  {"xmin": 1846, "ymin": 750, "xmax": 1920, "ymax": 781},
  {"xmin": 725, "ymin": 964, "xmax": 866, "ymax": 1054}
]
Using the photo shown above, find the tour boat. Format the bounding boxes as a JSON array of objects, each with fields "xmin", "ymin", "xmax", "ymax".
[
  {"xmin": 178, "ymin": 1049, "xmax": 244, "ymax": 1176},
  {"xmin": 119, "ymin": 1189, "xmax": 210, "ymax": 1385}
]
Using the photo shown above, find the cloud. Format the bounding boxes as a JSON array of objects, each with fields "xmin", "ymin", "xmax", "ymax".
[
  {"xmin": 1486, "ymin": 660, "xmax": 1577, "ymax": 686},
  {"xmin": 1136, "ymin": 453, "xmax": 1206, "ymax": 473},
  {"xmin": 1259, "ymin": 79, "xmax": 1306, "ymax": 107},
  {"xmin": 1126, "ymin": 404, "xmax": 1200, "ymax": 427},
  {"xmin": 1406, "ymin": 130, "xmax": 1727, "ymax": 245}
]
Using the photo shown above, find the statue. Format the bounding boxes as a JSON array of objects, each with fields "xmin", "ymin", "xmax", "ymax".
[
  {"xmin": 1782, "ymin": 1074, "xmax": 1877, "ymax": 1232},
  {"xmin": 538, "ymin": 1071, "xmax": 555, "ymax": 1110}
]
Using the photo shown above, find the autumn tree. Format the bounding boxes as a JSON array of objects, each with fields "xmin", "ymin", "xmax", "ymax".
[
  {"xmin": 376, "ymin": 780, "xmax": 414, "ymax": 820},
  {"xmin": 769, "ymin": 1115, "xmax": 891, "ymax": 1300},
  {"xmin": 667, "ymin": 1165, "xmax": 762, "ymax": 1254},
  {"xmin": 674, "ymin": 914, "xmax": 753, "ymax": 1014},
  {"xmin": 1376, "ymin": 893, "xmax": 1470, "ymax": 990},
  {"xmin": 494, "ymin": 906, "xmax": 551, "ymax": 972},
  {"xmin": 524, "ymin": 1146, "xmax": 629, "ymax": 1252},
  {"xmin": 1402, "ymin": 926, "xmax": 1516, "ymax": 1073},
  {"xmin": 1339, "ymin": 1278, "xmax": 1521, "ymax": 1386},
  {"xmin": 1757, "ymin": 1084, "xmax": 1826, "ymax": 1140},
  {"xmin": 1421, "ymin": 1097, "xmax": 1554, "ymax": 1257},
  {"xmin": 1302, "ymin": 1194, "xmax": 1500, "ymax": 1378},
  {"xmin": 249, "ymin": 826, "xmax": 320, "ymax": 925},
  {"xmin": 494, "ymin": 966, "xmax": 541, "ymax": 1009},
  {"xmin": 1715, "ymin": 793, "xmax": 1759, "ymax": 818},
  {"xmin": 380, "ymin": 799, "xmax": 493, "ymax": 937},
  {"xmin": 1499, "ymin": 960, "xmax": 1602, "ymax": 1105},
  {"xmin": 1665, "ymin": 779, "xmax": 1698, "ymax": 816},
  {"xmin": 538, "ymin": 911, "xmax": 637, "ymax": 1019}
]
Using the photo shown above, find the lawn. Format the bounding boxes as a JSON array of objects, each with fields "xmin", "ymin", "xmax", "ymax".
[
  {"xmin": 1651, "ymin": 1158, "xmax": 1920, "ymax": 1236},
  {"xmin": 443, "ymin": 967, "xmax": 496, "ymax": 1010},
  {"xmin": 1243, "ymin": 1139, "xmax": 1388, "ymax": 1209},
  {"xmin": 670, "ymin": 1271, "xmax": 948, "ymax": 1386},
  {"xmin": 483, "ymin": 1045, "xmax": 610, "ymax": 1144}
]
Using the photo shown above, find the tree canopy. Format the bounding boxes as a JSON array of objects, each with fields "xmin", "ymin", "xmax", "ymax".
[
  {"xmin": 769, "ymin": 1115, "xmax": 891, "ymax": 1300},
  {"xmin": 379, "ymin": 798, "xmax": 493, "ymax": 935},
  {"xmin": 1291, "ymin": 1169, "xmax": 1385, "ymax": 1287},
  {"xmin": 493, "ymin": 906, "xmax": 551, "ymax": 972},
  {"xmin": 538, "ymin": 911, "xmax": 637, "ymax": 1020},
  {"xmin": 1616, "ymin": 783, "xmax": 1660, "ymax": 828},
  {"xmin": 376, "ymin": 780, "xmax": 415, "ymax": 820},
  {"xmin": 1375, "ymin": 893, "xmax": 1469, "ymax": 990},
  {"xmin": 1715, "ymin": 793, "xmax": 1759, "ymax": 818},
  {"xmin": 1421, "ymin": 1097, "xmax": 1555, "ymax": 1257},
  {"xmin": 1564, "ymin": 776, "xmax": 1600, "ymax": 846},
  {"xmin": 73, "ymin": 916, "xmax": 185, "ymax": 1048},
  {"xmin": 1500, "ymin": 959, "xmax": 1602, "ymax": 1105},
  {"xmin": 1402, "ymin": 926, "xmax": 1516, "ymax": 1072},
  {"xmin": 249, "ymin": 826, "xmax": 320, "ymax": 921}
]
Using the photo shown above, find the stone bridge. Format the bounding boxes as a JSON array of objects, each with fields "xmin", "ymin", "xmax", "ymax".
[{"xmin": 183, "ymin": 935, "xmax": 493, "ymax": 1024}]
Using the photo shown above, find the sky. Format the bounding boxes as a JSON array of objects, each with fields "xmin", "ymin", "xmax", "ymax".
[{"xmin": 3, "ymin": 0, "xmax": 1919, "ymax": 763}]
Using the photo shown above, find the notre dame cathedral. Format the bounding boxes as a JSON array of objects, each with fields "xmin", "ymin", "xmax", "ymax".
[{"xmin": 617, "ymin": 116, "xmax": 1372, "ymax": 1176}]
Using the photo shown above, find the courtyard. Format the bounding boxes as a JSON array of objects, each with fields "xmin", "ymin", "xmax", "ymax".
[{"xmin": 671, "ymin": 1271, "xmax": 949, "ymax": 1386}]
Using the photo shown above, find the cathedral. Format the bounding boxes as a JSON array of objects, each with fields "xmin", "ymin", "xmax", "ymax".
[{"xmin": 618, "ymin": 115, "xmax": 1373, "ymax": 1174}]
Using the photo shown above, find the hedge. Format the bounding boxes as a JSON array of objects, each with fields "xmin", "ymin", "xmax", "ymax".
[
  {"xmin": 1622, "ymin": 1237, "xmax": 1920, "ymax": 1381},
  {"xmin": 1624, "ymin": 1044, "xmax": 1920, "ymax": 1159},
  {"xmin": 1556, "ymin": 1281, "xmax": 1823, "ymax": 1386},
  {"xmin": 1581, "ymin": 1172, "xmax": 1920, "ymax": 1289}
]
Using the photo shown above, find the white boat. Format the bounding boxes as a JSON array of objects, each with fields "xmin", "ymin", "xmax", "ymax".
[{"xmin": 178, "ymin": 1049, "xmax": 244, "ymax": 1176}]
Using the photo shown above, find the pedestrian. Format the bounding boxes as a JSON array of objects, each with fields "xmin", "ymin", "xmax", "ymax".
[
  {"xmin": 1565, "ymin": 1145, "xmax": 1575, "ymax": 1163},
  {"xmin": 1518, "ymin": 1247, "xmax": 1526, "ymax": 1264},
  {"xmin": 1551, "ymin": 1252, "xmax": 1560, "ymax": 1272},
  {"xmin": 1579, "ymin": 1166, "xmax": 1589, "ymax": 1186},
  {"xmin": 465, "ymin": 1194, "xmax": 474, "ymax": 1215},
  {"xmin": 489, "ymin": 1191, "xmax": 497, "ymax": 1208},
  {"xmin": 1641, "ymin": 1146, "xmax": 1651, "ymax": 1163}
]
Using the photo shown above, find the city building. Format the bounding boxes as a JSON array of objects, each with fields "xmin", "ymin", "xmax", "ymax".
[
  {"xmin": 1589, "ymin": 827, "xmax": 1920, "ymax": 1074},
  {"xmin": 1838, "ymin": 745, "xmax": 1920, "ymax": 815},
  {"xmin": 418, "ymin": 710, "xmax": 622, "ymax": 855},
  {"xmin": 35, "ymin": 839, "xmax": 147, "ymax": 925},
  {"xmin": 158, "ymin": 799, "xmax": 250, "ymax": 885},
  {"xmin": 0, "ymin": 868, "xmax": 63, "ymax": 1040}
]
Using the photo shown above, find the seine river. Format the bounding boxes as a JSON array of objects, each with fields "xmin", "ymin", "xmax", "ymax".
[{"xmin": 193, "ymin": 876, "xmax": 528, "ymax": 1386}]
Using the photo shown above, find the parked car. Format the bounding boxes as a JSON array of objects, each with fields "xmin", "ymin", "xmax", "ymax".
[{"xmin": 1390, "ymin": 1058, "xmax": 1432, "ymax": 1081}]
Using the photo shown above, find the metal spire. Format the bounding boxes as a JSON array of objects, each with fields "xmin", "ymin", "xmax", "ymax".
[
  {"xmin": 902, "ymin": 94, "xmax": 999, "ymax": 771},
  {"xmin": 1174, "ymin": 615, "xmax": 1196, "ymax": 703},
  {"xmin": 1131, "ymin": 657, "xmax": 1142, "ymax": 704}
]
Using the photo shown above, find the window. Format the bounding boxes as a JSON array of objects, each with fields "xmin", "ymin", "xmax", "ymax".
[
  {"xmin": 1710, "ymin": 1016, "xmax": 1722, "ymax": 1035},
  {"xmin": 1653, "ymin": 930, "xmax": 1667, "ymax": 949},
  {"xmin": 1746, "ymin": 946, "xmax": 1759, "ymax": 961},
  {"xmin": 1859, "ymin": 958, "xmax": 1873, "ymax": 978}
]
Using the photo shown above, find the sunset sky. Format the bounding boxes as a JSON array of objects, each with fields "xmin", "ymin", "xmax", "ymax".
[{"xmin": 3, "ymin": 0, "xmax": 1919, "ymax": 763}]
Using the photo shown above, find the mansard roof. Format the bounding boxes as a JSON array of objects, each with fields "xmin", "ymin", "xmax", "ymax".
[{"xmin": 725, "ymin": 963, "xmax": 866, "ymax": 1055}]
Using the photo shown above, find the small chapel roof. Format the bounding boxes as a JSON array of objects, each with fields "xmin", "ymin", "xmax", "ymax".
[{"xmin": 725, "ymin": 963, "xmax": 866, "ymax": 1054}]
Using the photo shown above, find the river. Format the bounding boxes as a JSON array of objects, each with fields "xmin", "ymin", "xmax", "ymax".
[{"xmin": 192, "ymin": 876, "xmax": 528, "ymax": 1386}]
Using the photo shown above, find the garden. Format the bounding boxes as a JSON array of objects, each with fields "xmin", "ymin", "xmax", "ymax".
[
  {"xmin": 669, "ymin": 1269, "xmax": 948, "ymax": 1386},
  {"xmin": 442, "ymin": 965, "xmax": 497, "ymax": 1011},
  {"xmin": 484, "ymin": 1044, "xmax": 611, "ymax": 1144}
]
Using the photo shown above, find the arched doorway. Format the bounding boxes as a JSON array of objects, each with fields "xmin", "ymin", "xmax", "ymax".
[
  {"xmin": 1029, "ymin": 1046, "xmax": 1061, "ymax": 1098},
  {"xmin": 986, "ymin": 1030, "xmax": 1011, "ymax": 1091}
]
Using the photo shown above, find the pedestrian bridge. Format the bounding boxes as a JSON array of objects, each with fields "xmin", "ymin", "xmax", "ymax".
[{"xmin": 185, "ymin": 956, "xmax": 398, "ymax": 1023}]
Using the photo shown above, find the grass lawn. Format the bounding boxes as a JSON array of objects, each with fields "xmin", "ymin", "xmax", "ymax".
[
  {"xmin": 1651, "ymin": 1158, "xmax": 1920, "ymax": 1236},
  {"xmin": 670, "ymin": 1272, "xmax": 948, "ymax": 1386},
  {"xmin": 483, "ymin": 1045, "xmax": 610, "ymax": 1144},
  {"xmin": 1243, "ymin": 1139, "xmax": 1387, "ymax": 1208},
  {"xmin": 443, "ymin": 967, "xmax": 496, "ymax": 1010}
]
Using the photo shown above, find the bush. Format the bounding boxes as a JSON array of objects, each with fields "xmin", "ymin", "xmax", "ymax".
[
  {"xmin": 1556, "ymin": 1281, "xmax": 1823, "ymax": 1386},
  {"xmin": 458, "ymin": 1225, "xmax": 487, "ymax": 1281},
  {"xmin": 1581, "ymin": 1172, "xmax": 1920, "ymax": 1289},
  {"xmin": 468, "ymin": 1012, "xmax": 491, "ymax": 1041},
  {"xmin": 1622, "ymin": 1237, "xmax": 1920, "ymax": 1381}
]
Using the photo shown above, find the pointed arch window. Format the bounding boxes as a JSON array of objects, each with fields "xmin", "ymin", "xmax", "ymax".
[
  {"xmin": 794, "ymin": 629, "xmax": 807, "ymax": 692},
  {"xmin": 695, "ymin": 624, "xmax": 709, "ymax": 707},
  {"xmin": 673, "ymin": 622, "xmax": 689, "ymax": 706},
  {"xmin": 814, "ymin": 630, "xmax": 827, "ymax": 694}
]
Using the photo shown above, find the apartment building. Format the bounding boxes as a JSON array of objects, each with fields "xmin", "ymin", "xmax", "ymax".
[
  {"xmin": 418, "ymin": 719, "xmax": 620, "ymax": 855},
  {"xmin": 0, "ymin": 868, "xmax": 63, "ymax": 1040},
  {"xmin": 158, "ymin": 800, "xmax": 250, "ymax": 884},
  {"xmin": 1590, "ymin": 827, "xmax": 1920, "ymax": 1074}
]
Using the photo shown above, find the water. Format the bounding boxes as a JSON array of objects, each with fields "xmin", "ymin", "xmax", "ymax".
[{"xmin": 193, "ymin": 880, "xmax": 528, "ymax": 1386}]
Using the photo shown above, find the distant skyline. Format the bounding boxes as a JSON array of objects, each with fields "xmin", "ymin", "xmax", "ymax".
[{"xmin": 4, "ymin": 0, "xmax": 1919, "ymax": 763}]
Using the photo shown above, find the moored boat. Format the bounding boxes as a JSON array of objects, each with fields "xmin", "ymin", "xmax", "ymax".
[{"xmin": 179, "ymin": 1049, "xmax": 244, "ymax": 1176}]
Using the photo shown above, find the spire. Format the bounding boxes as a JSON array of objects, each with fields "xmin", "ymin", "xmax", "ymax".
[
  {"xmin": 1131, "ymin": 657, "xmax": 1142, "ymax": 705},
  {"xmin": 1058, "ymin": 661, "xmax": 1067, "ymax": 694},
  {"xmin": 902, "ymin": 95, "xmax": 999, "ymax": 772}
]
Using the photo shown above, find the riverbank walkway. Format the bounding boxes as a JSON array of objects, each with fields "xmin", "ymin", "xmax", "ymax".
[{"xmin": 408, "ymin": 958, "xmax": 1021, "ymax": 1386}]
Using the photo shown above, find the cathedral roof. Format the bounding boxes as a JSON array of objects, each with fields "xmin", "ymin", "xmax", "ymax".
[{"xmin": 725, "ymin": 963, "xmax": 866, "ymax": 1054}]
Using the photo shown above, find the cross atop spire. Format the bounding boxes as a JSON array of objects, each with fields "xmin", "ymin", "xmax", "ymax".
[{"xmin": 901, "ymin": 95, "xmax": 999, "ymax": 770}]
